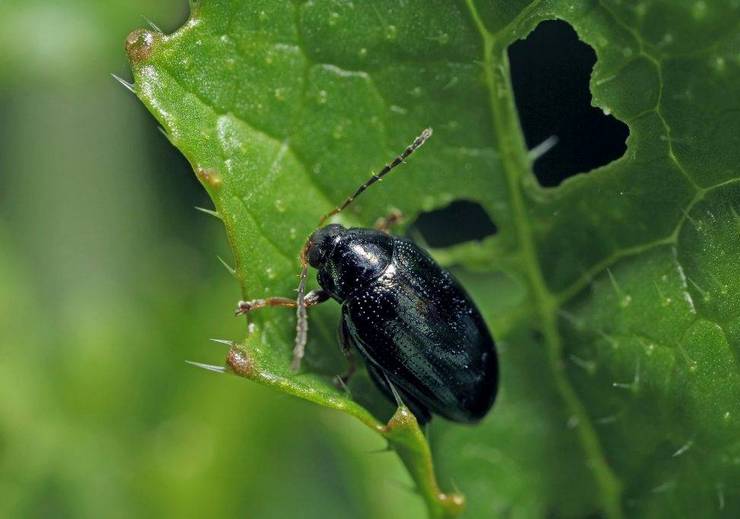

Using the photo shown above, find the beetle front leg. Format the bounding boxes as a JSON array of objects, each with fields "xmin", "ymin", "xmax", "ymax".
[
  {"xmin": 235, "ymin": 289, "xmax": 330, "ymax": 316},
  {"xmin": 374, "ymin": 208, "xmax": 404, "ymax": 233}
]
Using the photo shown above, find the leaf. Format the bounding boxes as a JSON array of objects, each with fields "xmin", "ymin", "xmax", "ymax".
[{"xmin": 126, "ymin": 1, "xmax": 740, "ymax": 517}]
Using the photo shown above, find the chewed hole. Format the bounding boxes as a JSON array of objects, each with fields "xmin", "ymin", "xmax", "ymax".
[
  {"xmin": 409, "ymin": 200, "xmax": 497, "ymax": 248},
  {"xmin": 508, "ymin": 20, "xmax": 629, "ymax": 187}
]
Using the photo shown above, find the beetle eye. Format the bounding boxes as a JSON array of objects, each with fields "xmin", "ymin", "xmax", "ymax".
[
  {"xmin": 306, "ymin": 224, "xmax": 344, "ymax": 268},
  {"xmin": 306, "ymin": 240, "xmax": 323, "ymax": 268}
]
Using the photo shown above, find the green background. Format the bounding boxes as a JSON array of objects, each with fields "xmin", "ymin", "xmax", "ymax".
[
  {"xmin": 3, "ymin": 0, "xmax": 739, "ymax": 518},
  {"xmin": 0, "ymin": 1, "xmax": 424, "ymax": 517}
]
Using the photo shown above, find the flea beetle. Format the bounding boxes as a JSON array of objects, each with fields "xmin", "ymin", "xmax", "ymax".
[{"xmin": 236, "ymin": 129, "xmax": 498, "ymax": 424}]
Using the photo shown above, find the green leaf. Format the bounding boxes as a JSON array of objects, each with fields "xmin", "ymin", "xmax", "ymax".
[{"xmin": 126, "ymin": 1, "xmax": 740, "ymax": 517}]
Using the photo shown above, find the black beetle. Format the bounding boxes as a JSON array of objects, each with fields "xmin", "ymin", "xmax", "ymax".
[{"xmin": 236, "ymin": 129, "xmax": 498, "ymax": 424}]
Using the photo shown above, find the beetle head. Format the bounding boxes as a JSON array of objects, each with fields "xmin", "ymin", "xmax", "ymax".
[{"xmin": 306, "ymin": 223, "xmax": 345, "ymax": 268}]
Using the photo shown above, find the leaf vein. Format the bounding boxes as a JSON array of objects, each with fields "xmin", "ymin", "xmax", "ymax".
[{"xmin": 465, "ymin": 1, "xmax": 624, "ymax": 517}]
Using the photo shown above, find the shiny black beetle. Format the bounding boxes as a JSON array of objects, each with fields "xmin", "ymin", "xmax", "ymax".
[{"xmin": 237, "ymin": 129, "xmax": 498, "ymax": 424}]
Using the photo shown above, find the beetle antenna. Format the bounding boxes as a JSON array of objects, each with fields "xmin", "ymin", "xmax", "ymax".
[
  {"xmin": 291, "ymin": 128, "xmax": 432, "ymax": 370},
  {"xmin": 291, "ymin": 246, "xmax": 310, "ymax": 372},
  {"xmin": 318, "ymin": 128, "xmax": 432, "ymax": 225}
]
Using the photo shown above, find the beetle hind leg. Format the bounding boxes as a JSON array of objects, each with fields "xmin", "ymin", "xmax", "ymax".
[{"xmin": 334, "ymin": 319, "xmax": 357, "ymax": 389}]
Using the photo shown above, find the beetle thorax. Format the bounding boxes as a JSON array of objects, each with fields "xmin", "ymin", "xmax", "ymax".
[{"xmin": 312, "ymin": 228, "xmax": 394, "ymax": 301}]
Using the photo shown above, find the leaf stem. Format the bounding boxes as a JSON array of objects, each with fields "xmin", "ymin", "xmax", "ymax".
[{"xmin": 225, "ymin": 343, "xmax": 464, "ymax": 518}]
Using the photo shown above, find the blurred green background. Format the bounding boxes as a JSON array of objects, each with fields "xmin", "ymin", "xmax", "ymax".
[{"xmin": 0, "ymin": 2, "xmax": 426, "ymax": 517}]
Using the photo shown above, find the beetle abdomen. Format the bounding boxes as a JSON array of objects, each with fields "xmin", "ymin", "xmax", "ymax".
[{"xmin": 342, "ymin": 237, "xmax": 498, "ymax": 423}]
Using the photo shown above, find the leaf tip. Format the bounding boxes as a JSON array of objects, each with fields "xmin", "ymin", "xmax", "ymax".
[
  {"xmin": 437, "ymin": 491, "xmax": 466, "ymax": 517},
  {"xmin": 125, "ymin": 28, "xmax": 159, "ymax": 64},
  {"xmin": 383, "ymin": 405, "xmax": 417, "ymax": 433},
  {"xmin": 226, "ymin": 346, "xmax": 255, "ymax": 378},
  {"xmin": 195, "ymin": 167, "xmax": 223, "ymax": 189}
]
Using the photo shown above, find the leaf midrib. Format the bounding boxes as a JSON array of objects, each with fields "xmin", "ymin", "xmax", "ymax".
[{"xmin": 463, "ymin": 2, "xmax": 624, "ymax": 518}]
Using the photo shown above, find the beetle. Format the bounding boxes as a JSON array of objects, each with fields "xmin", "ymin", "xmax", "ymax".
[{"xmin": 236, "ymin": 129, "xmax": 498, "ymax": 424}]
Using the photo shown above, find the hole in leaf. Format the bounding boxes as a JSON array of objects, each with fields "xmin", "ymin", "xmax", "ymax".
[
  {"xmin": 409, "ymin": 200, "xmax": 497, "ymax": 248},
  {"xmin": 508, "ymin": 20, "xmax": 629, "ymax": 187}
]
